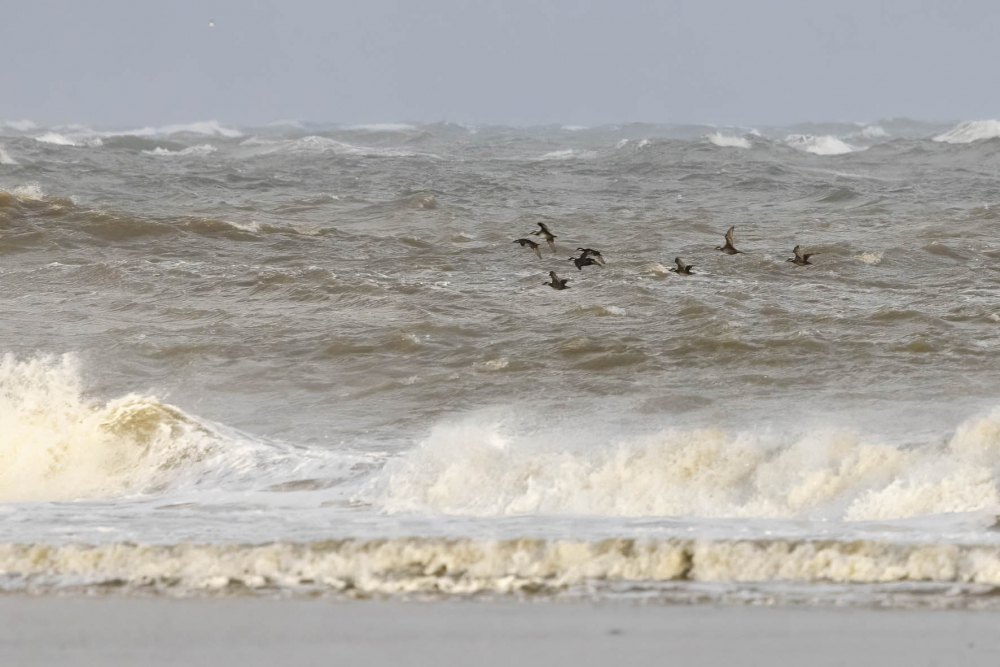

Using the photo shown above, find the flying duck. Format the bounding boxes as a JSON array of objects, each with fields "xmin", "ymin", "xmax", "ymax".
[
  {"xmin": 513, "ymin": 238, "xmax": 543, "ymax": 259},
  {"xmin": 529, "ymin": 222, "xmax": 557, "ymax": 253},
  {"xmin": 576, "ymin": 248, "xmax": 606, "ymax": 265},
  {"xmin": 545, "ymin": 270, "xmax": 570, "ymax": 290},
  {"xmin": 716, "ymin": 226, "xmax": 743, "ymax": 255},
  {"xmin": 786, "ymin": 245, "xmax": 814, "ymax": 266},
  {"xmin": 669, "ymin": 257, "xmax": 694, "ymax": 275},
  {"xmin": 568, "ymin": 252, "xmax": 602, "ymax": 270}
]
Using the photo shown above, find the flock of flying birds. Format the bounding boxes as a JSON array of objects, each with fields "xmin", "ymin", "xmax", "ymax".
[{"xmin": 514, "ymin": 222, "xmax": 816, "ymax": 290}]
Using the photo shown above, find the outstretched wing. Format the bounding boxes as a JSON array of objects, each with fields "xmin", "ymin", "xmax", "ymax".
[
  {"xmin": 725, "ymin": 226, "xmax": 735, "ymax": 246},
  {"xmin": 533, "ymin": 245, "xmax": 542, "ymax": 259},
  {"xmin": 675, "ymin": 257, "xmax": 687, "ymax": 271},
  {"xmin": 792, "ymin": 245, "xmax": 804, "ymax": 260},
  {"xmin": 549, "ymin": 271, "xmax": 559, "ymax": 281},
  {"xmin": 546, "ymin": 237, "xmax": 556, "ymax": 253},
  {"xmin": 802, "ymin": 253, "xmax": 814, "ymax": 261}
]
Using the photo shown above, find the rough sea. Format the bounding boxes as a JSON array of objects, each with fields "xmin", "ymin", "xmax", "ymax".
[{"xmin": 4, "ymin": 117, "xmax": 1000, "ymax": 606}]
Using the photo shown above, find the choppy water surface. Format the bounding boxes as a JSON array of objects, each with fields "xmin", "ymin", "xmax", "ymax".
[{"xmin": 4, "ymin": 117, "xmax": 1000, "ymax": 604}]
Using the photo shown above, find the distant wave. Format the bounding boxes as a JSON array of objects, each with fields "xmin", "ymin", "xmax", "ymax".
[
  {"xmin": 0, "ymin": 146, "xmax": 15, "ymax": 165},
  {"xmin": 34, "ymin": 132, "xmax": 103, "ymax": 148},
  {"xmin": 533, "ymin": 148, "xmax": 598, "ymax": 161},
  {"xmin": 347, "ymin": 123, "xmax": 417, "ymax": 132},
  {"xmin": 142, "ymin": 144, "xmax": 218, "ymax": 157},
  {"xmin": 785, "ymin": 134, "xmax": 856, "ymax": 156},
  {"xmin": 241, "ymin": 135, "xmax": 439, "ymax": 158},
  {"xmin": 561, "ymin": 125, "xmax": 588, "ymax": 131},
  {"xmin": 361, "ymin": 408, "xmax": 1000, "ymax": 521},
  {"xmin": 706, "ymin": 132, "xmax": 751, "ymax": 149},
  {"xmin": 154, "ymin": 121, "xmax": 243, "ymax": 138},
  {"xmin": 934, "ymin": 120, "xmax": 1000, "ymax": 144}
]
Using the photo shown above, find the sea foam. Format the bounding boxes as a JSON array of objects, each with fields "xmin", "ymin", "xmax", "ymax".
[
  {"xmin": 5, "ymin": 537, "xmax": 1000, "ymax": 598},
  {"xmin": 361, "ymin": 411, "xmax": 1000, "ymax": 521}
]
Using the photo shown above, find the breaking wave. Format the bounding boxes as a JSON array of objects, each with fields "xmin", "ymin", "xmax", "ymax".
[
  {"xmin": 785, "ymin": 134, "xmax": 856, "ymax": 156},
  {"xmin": 34, "ymin": 132, "xmax": 103, "ymax": 148},
  {"xmin": 142, "ymin": 144, "xmax": 218, "ymax": 157},
  {"xmin": 706, "ymin": 132, "xmax": 751, "ymax": 149},
  {"xmin": 0, "ymin": 354, "xmax": 341, "ymax": 502},
  {"xmin": 0, "ymin": 146, "xmax": 15, "ymax": 165},
  {"xmin": 934, "ymin": 120, "xmax": 1000, "ymax": 144},
  {"xmin": 362, "ymin": 411, "xmax": 1000, "ymax": 521}
]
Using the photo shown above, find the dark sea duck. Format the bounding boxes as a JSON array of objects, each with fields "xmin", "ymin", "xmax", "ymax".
[
  {"xmin": 786, "ymin": 245, "xmax": 815, "ymax": 266},
  {"xmin": 568, "ymin": 253, "xmax": 602, "ymax": 270},
  {"xmin": 529, "ymin": 222, "xmax": 557, "ymax": 252},
  {"xmin": 513, "ymin": 238, "xmax": 542, "ymax": 258},
  {"xmin": 576, "ymin": 248, "xmax": 606, "ymax": 265},
  {"xmin": 544, "ymin": 270, "xmax": 570, "ymax": 290},
  {"xmin": 716, "ymin": 226, "xmax": 743, "ymax": 254},
  {"xmin": 669, "ymin": 257, "xmax": 694, "ymax": 275}
]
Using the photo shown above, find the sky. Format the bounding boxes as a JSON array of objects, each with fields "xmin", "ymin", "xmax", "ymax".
[{"xmin": 2, "ymin": 0, "xmax": 998, "ymax": 127}]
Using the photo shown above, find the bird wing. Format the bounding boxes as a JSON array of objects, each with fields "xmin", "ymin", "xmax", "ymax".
[
  {"xmin": 533, "ymin": 245, "xmax": 542, "ymax": 259},
  {"xmin": 549, "ymin": 271, "xmax": 559, "ymax": 280},
  {"xmin": 725, "ymin": 226, "xmax": 735, "ymax": 246},
  {"xmin": 675, "ymin": 258, "xmax": 686, "ymax": 271},
  {"xmin": 546, "ymin": 237, "xmax": 556, "ymax": 252},
  {"xmin": 802, "ymin": 253, "xmax": 814, "ymax": 261}
]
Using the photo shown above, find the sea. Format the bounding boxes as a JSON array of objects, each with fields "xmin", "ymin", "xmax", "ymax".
[{"xmin": 3, "ymin": 117, "xmax": 1000, "ymax": 606}]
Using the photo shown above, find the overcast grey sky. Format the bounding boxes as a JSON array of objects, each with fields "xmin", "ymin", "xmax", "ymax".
[{"xmin": 2, "ymin": 0, "xmax": 998, "ymax": 127}]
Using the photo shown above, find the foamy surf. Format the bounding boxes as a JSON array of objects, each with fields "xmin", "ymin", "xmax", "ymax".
[
  {"xmin": 361, "ymin": 412, "xmax": 1000, "ymax": 521},
  {"xmin": 4, "ymin": 536, "xmax": 1000, "ymax": 601}
]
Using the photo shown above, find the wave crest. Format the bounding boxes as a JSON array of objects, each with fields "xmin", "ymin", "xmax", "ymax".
[
  {"xmin": 706, "ymin": 132, "xmax": 751, "ymax": 149},
  {"xmin": 785, "ymin": 134, "xmax": 856, "ymax": 155},
  {"xmin": 934, "ymin": 120, "xmax": 1000, "ymax": 144},
  {"xmin": 362, "ymin": 412, "xmax": 1000, "ymax": 521}
]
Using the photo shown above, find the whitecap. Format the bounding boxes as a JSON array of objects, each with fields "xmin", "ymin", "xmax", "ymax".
[
  {"xmin": 0, "ymin": 146, "xmax": 16, "ymax": 165},
  {"xmin": 10, "ymin": 184, "xmax": 44, "ymax": 200},
  {"xmin": 785, "ymin": 134, "xmax": 856, "ymax": 156},
  {"xmin": 347, "ymin": 123, "xmax": 417, "ymax": 132},
  {"xmin": 706, "ymin": 132, "xmax": 751, "ymax": 149},
  {"xmin": 933, "ymin": 120, "xmax": 1000, "ymax": 144},
  {"xmin": 156, "ymin": 121, "xmax": 243, "ymax": 138},
  {"xmin": 34, "ymin": 132, "xmax": 79, "ymax": 146},
  {"xmin": 856, "ymin": 250, "xmax": 884, "ymax": 265},
  {"xmin": 142, "ymin": 144, "xmax": 218, "ymax": 157},
  {"xmin": 533, "ymin": 149, "xmax": 597, "ymax": 161}
]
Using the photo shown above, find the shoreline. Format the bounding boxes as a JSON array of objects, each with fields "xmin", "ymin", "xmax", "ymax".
[{"xmin": 2, "ymin": 597, "xmax": 999, "ymax": 666}]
